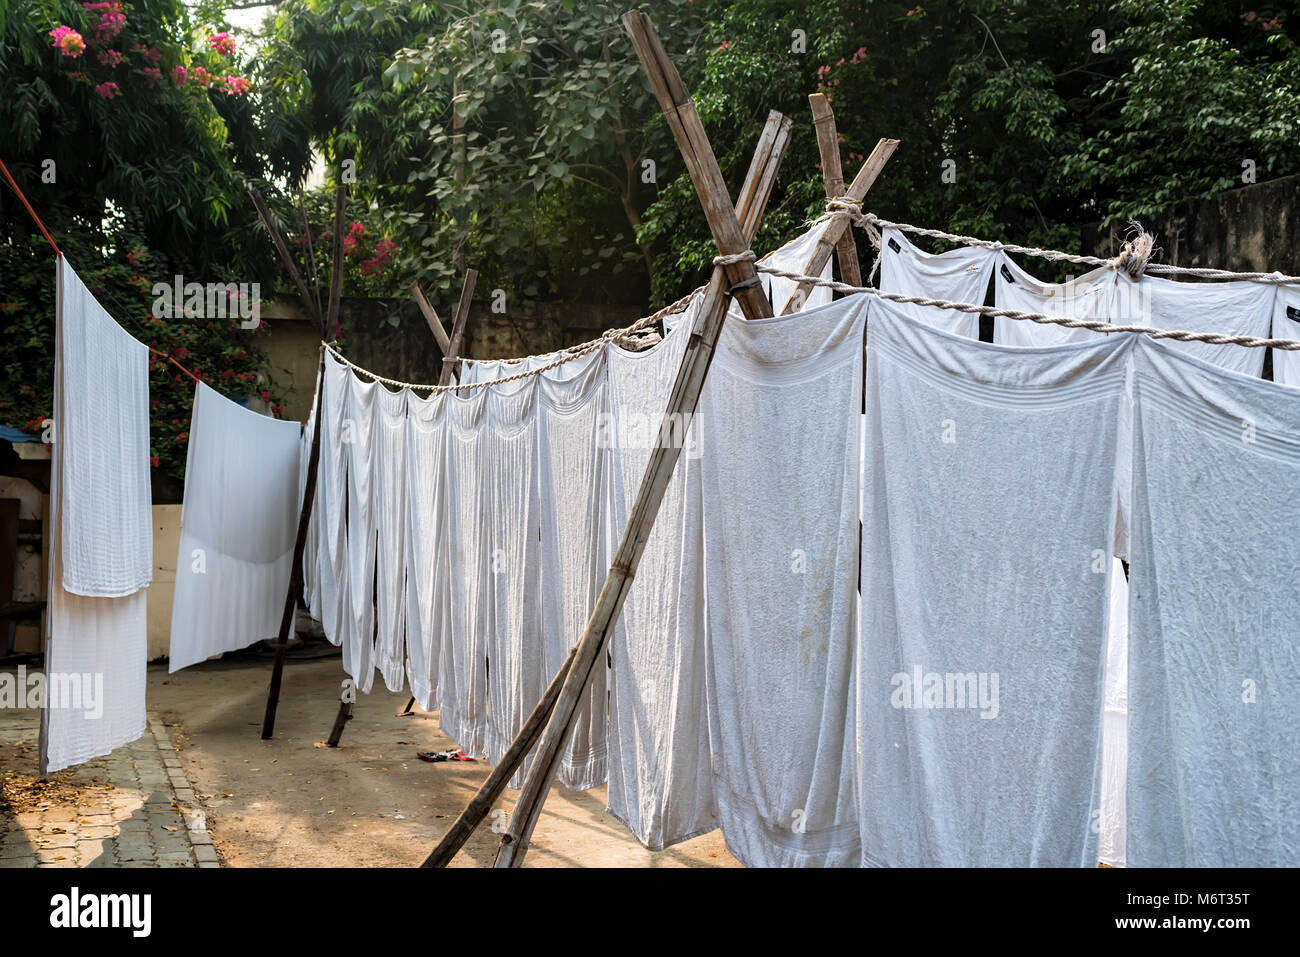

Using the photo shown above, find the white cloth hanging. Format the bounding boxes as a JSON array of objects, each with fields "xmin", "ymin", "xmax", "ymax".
[
  {"xmin": 1271, "ymin": 284, "xmax": 1300, "ymax": 388},
  {"xmin": 441, "ymin": 388, "xmax": 491, "ymax": 757},
  {"xmin": 484, "ymin": 377, "xmax": 545, "ymax": 788},
  {"xmin": 55, "ymin": 258, "xmax": 152, "ymax": 597},
  {"xmin": 373, "ymin": 385, "xmax": 409, "ymax": 692},
  {"xmin": 537, "ymin": 349, "xmax": 610, "ymax": 790},
  {"xmin": 168, "ymin": 383, "xmax": 301, "ymax": 672},
  {"xmin": 1126, "ymin": 337, "xmax": 1300, "ymax": 866},
  {"xmin": 992, "ymin": 252, "xmax": 1117, "ymax": 347},
  {"xmin": 312, "ymin": 353, "xmax": 351, "ymax": 647},
  {"xmin": 759, "ymin": 219, "xmax": 834, "ymax": 315},
  {"xmin": 299, "ymin": 375, "xmax": 320, "ymax": 616},
  {"xmin": 1098, "ymin": 557, "xmax": 1129, "ymax": 867},
  {"xmin": 404, "ymin": 389, "xmax": 448, "ymax": 711},
  {"xmin": 699, "ymin": 295, "xmax": 867, "ymax": 868},
  {"xmin": 877, "ymin": 227, "xmax": 994, "ymax": 338},
  {"xmin": 604, "ymin": 317, "xmax": 717, "ymax": 850},
  {"xmin": 341, "ymin": 370, "xmax": 378, "ymax": 691},
  {"xmin": 858, "ymin": 299, "xmax": 1127, "ymax": 866}
]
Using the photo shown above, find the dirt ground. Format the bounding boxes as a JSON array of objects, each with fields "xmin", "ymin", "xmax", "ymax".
[{"xmin": 148, "ymin": 653, "xmax": 738, "ymax": 868}]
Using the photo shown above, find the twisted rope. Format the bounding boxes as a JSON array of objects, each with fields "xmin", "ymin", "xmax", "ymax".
[
  {"xmin": 838, "ymin": 207, "xmax": 1300, "ymax": 284},
  {"xmin": 752, "ymin": 262, "xmax": 1300, "ymax": 351},
  {"xmin": 325, "ymin": 285, "xmax": 705, "ymax": 392}
]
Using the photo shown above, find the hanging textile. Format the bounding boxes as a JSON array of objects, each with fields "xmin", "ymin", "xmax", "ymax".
[
  {"xmin": 300, "ymin": 378, "xmax": 320, "ymax": 617},
  {"xmin": 877, "ymin": 226, "xmax": 994, "ymax": 339},
  {"xmin": 858, "ymin": 299, "xmax": 1129, "ymax": 866},
  {"xmin": 1126, "ymin": 337, "xmax": 1300, "ymax": 866},
  {"xmin": 700, "ymin": 295, "xmax": 867, "ymax": 868},
  {"xmin": 404, "ymin": 389, "xmax": 448, "ymax": 711},
  {"xmin": 373, "ymin": 384, "xmax": 409, "ymax": 692},
  {"xmin": 604, "ymin": 318, "xmax": 717, "ymax": 850},
  {"xmin": 168, "ymin": 383, "xmax": 301, "ymax": 672},
  {"xmin": 537, "ymin": 349, "xmax": 610, "ymax": 791},
  {"xmin": 311, "ymin": 352, "xmax": 351, "ymax": 648},
  {"xmin": 441, "ymin": 388, "xmax": 492, "ymax": 758},
  {"xmin": 1098, "ymin": 557, "xmax": 1129, "ymax": 867},
  {"xmin": 55, "ymin": 258, "xmax": 152, "ymax": 597},
  {"xmin": 43, "ymin": 258, "xmax": 152, "ymax": 773},
  {"xmin": 484, "ymin": 377, "xmax": 545, "ymax": 788},
  {"xmin": 759, "ymin": 220, "xmax": 834, "ymax": 315},
  {"xmin": 1271, "ymin": 284, "xmax": 1300, "ymax": 389},
  {"xmin": 341, "ymin": 370, "xmax": 378, "ymax": 691},
  {"xmin": 992, "ymin": 252, "xmax": 1117, "ymax": 347}
]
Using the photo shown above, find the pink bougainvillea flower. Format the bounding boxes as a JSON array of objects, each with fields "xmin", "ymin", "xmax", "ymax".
[
  {"xmin": 94, "ymin": 81, "xmax": 121, "ymax": 99},
  {"xmin": 82, "ymin": 3, "xmax": 127, "ymax": 44},
  {"xmin": 172, "ymin": 64, "xmax": 187, "ymax": 86},
  {"xmin": 139, "ymin": 66, "xmax": 161, "ymax": 86},
  {"xmin": 96, "ymin": 48, "xmax": 123, "ymax": 67},
  {"xmin": 218, "ymin": 74, "xmax": 250, "ymax": 96},
  {"xmin": 208, "ymin": 32, "xmax": 237, "ymax": 56},
  {"xmin": 49, "ymin": 25, "xmax": 86, "ymax": 57},
  {"xmin": 190, "ymin": 65, "xmax": 211, "ymax": 86}
]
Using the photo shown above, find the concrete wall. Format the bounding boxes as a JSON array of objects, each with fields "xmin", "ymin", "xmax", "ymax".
[{"xmin": 148, "ymin": 505, "xmax": 181, "ymax": 662}]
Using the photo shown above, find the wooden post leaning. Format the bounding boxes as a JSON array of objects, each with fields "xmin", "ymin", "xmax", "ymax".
[
  {"xmin": 808, "ymin": 92, "xmax": 862, "ymax": 288},
  {"xmin": 491, "ymin": 9, "xmax": 782, "ymax": 868}
]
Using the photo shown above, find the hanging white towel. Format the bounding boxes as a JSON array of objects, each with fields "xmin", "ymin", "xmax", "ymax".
[
  {"xmin": 993, "ymin": 252, "xmax": 1117, "ymax": 347},
  {"xmin": 441, "ymin": 388, "xmax": 491, "ymax": 757},
  {"xmin": 404, "ymin": 389, "xmax": 448, "ymax": 711},
  {"xmin": 341, "ymin": 370, "xmax": 378, "ymax": 692},
  {"xmin": 300, "ymin": 376, "xmax": 320, "ymax": 617},
  {"xmin": 537, "ymin": 349, "xmax": 610, "ymax": 790},
  {"xmin": 1270, "ymin": 284, "xmax": 1300, "ymax": 388},
  {"xmin": 604, "ymin": 319, "xmax": 717, "ymax": 850},
  {"xmin": 55, "ymin": 258, "xmax": 152, "ymax": 597},
  {"xmin": 484, "ymin": 377, "xmax": 545, "ymax": 788},
  {"xmin": 1098, "ymin": 557, "xmax": 1129, "ymax": 867},
  {"xmin": 313, "ymin": 353, "xmax": 351, "ymax": 647},
  {"xmin": 858, "ymin": 299, "xmax": 1128, "ymax": 867},
  {"xmin": 877, "ymin": 227, "xmax": 993, "ymax": 338},
  {"xmin": 759, "ymin": 219, "xmax": 834, "ymax": 315},
  {"xmin": 168, "ymin": 383, "xmax": 301, "ymax": 672},
  {"xmin": 1126, "ymin": 337, "xmax": 1300, "ymax": 866},
  {"xmin": 373, "ymin": 385, "xmax": 409, "ymax": 692},
  {"xmin": 699, "ymin": 295, "xmax": 867, "ymax": 868}
]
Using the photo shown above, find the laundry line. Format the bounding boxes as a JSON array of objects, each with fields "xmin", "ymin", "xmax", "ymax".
[
  {"xmin": 827, "ymin": 200, "xmax": 1300, "ymax": 285},
  {"xmin": 324, "ymin": 285, "xmax": 706, "ymax": 393},
  {"xmin": 750, "ymin": 262, "xmax": 1300, "ymax": 351}
]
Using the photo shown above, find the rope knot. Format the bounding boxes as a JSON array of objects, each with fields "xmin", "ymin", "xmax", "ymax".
[
  {"xmin": 1111, "ymin": 222, "xmax": 1156, "ymax": 280},
  {"xmin": 713, "ymin": 250, "xmax": 756, "ymax": 267},
  {"xmin": 827, "ymin": 196, "xmax": 867, "ymax": 226}
]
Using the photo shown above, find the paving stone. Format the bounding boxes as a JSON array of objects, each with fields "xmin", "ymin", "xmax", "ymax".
[{"xmin": 192, "ymin": 844, "xmax": 220, "ymax": 865}]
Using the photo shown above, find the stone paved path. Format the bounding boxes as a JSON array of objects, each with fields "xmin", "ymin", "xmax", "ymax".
[{"xmin": 0, "ymin": 709, "xmax": 217, "ymax": 868}]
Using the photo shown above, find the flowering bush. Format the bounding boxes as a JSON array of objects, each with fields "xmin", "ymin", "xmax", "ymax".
[
  {"xmin": 218, "ymin": 74, "xmax": 250, "ymax": 96},
  {"xmin": 49, "ymin": 25, "xmax": 85, "ymax": 57},
  {"xmin": 82, "ymin": 2, "xmax": 126, "ymax": 44},
  {"xmin": 94, "ymin": 80, "xmax": 121, "ymax": 99},
  {"xmin": 208, "ymin": 32, "xmax": 236, "ymax": 56},
  {"xmin": 360, "ymin": 236, "xmax": 396, "ymax": 275}
]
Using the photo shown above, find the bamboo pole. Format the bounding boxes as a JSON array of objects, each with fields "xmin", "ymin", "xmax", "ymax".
[
  {"xmin": 411, "ymin": 283, "xmax": 453, "ymax": 356},
  {"xmin": 490, "ymin": 10, "xmax": 781, "ymax": 868},
  {"xmin": 809, "ymin": 92, "xmax": 862, "ymax": 288},
  {"xmin": 421, "ymin": 109, "xmax": 790, "ymax": 868},
  {"xmin": 779, "ymin": 135, "xmax": 899, "ymax": 314},
  {"xmin": 441, "ymin": 269, "xmax": 478, "ymax": 386}
]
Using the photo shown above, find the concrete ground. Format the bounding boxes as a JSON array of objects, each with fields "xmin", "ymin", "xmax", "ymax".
[{"xmin": 115, "ymin": 654, "xmax": 737, "ymax": 867}]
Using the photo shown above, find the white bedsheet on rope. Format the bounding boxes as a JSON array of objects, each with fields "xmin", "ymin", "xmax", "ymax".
[
  {"xmin": 879, "ymin": 227, "xmax": 994, "ymax": 339},
  {"xmin": 605, "ymin": 309, "xmax": 717, "ymax": 850},
  {"xmin": 55, "ymin": 257, "xmax": 152, "ymax": 597},
  {"xmin": 312, "ymin": 353, "xmax": 351, "ymax": 647},
  {"xmin": 701, "ymin": 294, "xmax": 867, "ymax": 868},
  {"xmin": 537, "ymin": 348, "xmax": 610, "ymax": 790},
  {"xmin": 168, "ymin": 383, "xmax": 301, "ymax": 672},
  {"xmin": 1099, "ymin": 557, "xmax": 1130, "ymax": 868},
  {"xmin": 993, "ymin": 252, "xmax": 1117, "ymax": 347},
  {"xmin": 1272, "ymin": 284, "xmax": 1300, "ymax": 388},
  {"xmin": 373, "ymin": 384, "xmax": 409, "ymax": 692},
  {"xmin": 857, "ymin": 299, "xmax": 1126, "ymax": 866},
  {"xmin": 341, "ymin": 370, "xmax": 378, "ymax": 691},
  {"xmin": 441, "ymin": 388, "xmax": 491, "ymax": 758},
  {"xmin": 300, "ymin": 380, "xmax": 319, "ymax": 616},
  {"xmin": 484, "ymin": 376, "xmax": 545, "ymax": 789},
  {"xmin": 760, "ymin": 220, "xmax": 833, "ymax": 314},
  {"xmin": 1126, "ymin": 338, "xmax": 1300, "ymax": 866},
  {"xmin": 404, "ymin": 389, "xmax": 448, "ymax": 711}
]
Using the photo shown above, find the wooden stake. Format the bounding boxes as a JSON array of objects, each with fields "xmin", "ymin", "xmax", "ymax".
[
  {"xmin": 490, "ymin": 11, "xmax": 784, "ymax": 868},
  {"xmin": 441, "ymin": 268, "xmax": 478, "ymax": 386},
  {"xmin": 249, "ymin": 185, "xmax": 326, "ymax": 334},
  {"xmin": 779, "ymin": 135, "xmax": 899, "ymax": 314},
  {"xmin": 422, "ymin": 109, "xmax": 789, "ymax": 868},
  {"xmin": 411, "ymin": 283, "xmax": 453, "ymax": 356},
  {"xmin": 809, "ymin": 92, "xmax": 862, "ymax": 288}
]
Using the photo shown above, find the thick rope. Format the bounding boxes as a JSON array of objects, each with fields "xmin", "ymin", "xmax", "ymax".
[
  {"xmin": 752, "ymin": 262, "xmax": 1300, "ymax": 351},
  {"xmin": 836, "ymin": 206, "xmax": 1300, "ymax": 285},
  {"xmin": 325, "ymin": 285, "xmax": 705, "ymax": 392}
]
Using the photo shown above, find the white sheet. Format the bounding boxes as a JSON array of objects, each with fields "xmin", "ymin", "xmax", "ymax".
[
  {"xmin": 168, "ymin": 383, "xmax": 301, "ymax": 672},
  {"xmin": 373, "ymin": 385, "xmax": 409, "ymax": 692},
  {"xmin": 1098, "ymin": 558, "xmax": 1129, "ymax": 867},
  {"xmin": 700, "ymin": 295, "xmax": 867, "ymax": 868},
  {"xmin": 313, "ymin": 353, "xmax": 352, "ymax": 647},
  {"xmin": 604, "ymin": 319, "xmax": 717, "ymax": 850},
  {"xmin": 1125, "ymin": 337, "xmax": 1300, "ymax": 866},
  {"xmin": 877, "ymin": 227, "xmax": 993, "ymax": 338},
  {"xmin": 341, "ymin": 370, "xmax": 378, "ymax": 691},
  {"xmin": 537, "ymin": 349, "xmax": 610, "ymax": 790},
  {"xmin": 404, "ymin": 389, "xmax": 448, "ymax": 710},
  {"xmin": 992, "ymin": 252, "xmax": 1117, "ymax": 347},
  {"xmin": 56, "ymin": 258, "xmax": 152, "ymax": 597},
  {"xmin": 759, "ymin": 219, "xmax": 834, "ymax": 315},
  {"xmin": 1270, "ymin": 284, "xmax": 1300, "ymax": 388},
  {"xmin": 858, "ymin": 299, "xmax": 1126, "ymax": 866}
]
